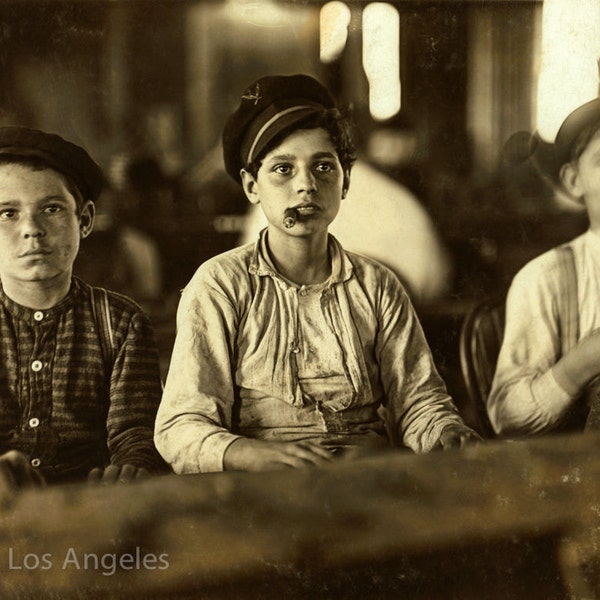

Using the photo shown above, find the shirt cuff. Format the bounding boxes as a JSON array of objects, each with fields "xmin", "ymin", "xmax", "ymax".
[
  {"xmin": 531, "ymin": 369, "xmax": 574, "ymax": 423},
  {"xmin": 199, "ymin": 431, "xmax": 244, "ymax": 473}
]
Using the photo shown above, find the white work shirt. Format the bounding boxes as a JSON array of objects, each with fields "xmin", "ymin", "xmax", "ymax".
[
  {"xmin": 488, "ymin": 230, "xmax": 600, "ymax": 435},
  {"xmin": 155, "ymin": 231, "xmax": 465, "ymax": 473}
]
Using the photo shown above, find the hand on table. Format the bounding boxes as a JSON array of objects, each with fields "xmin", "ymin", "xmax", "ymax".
[
  {"xmin": 0, "ymin": 450, "xmax": 45, "ymax": 505},
  {"xmin": 224, "ymin": 438, "xmax": 334, "ymax": 472},
  {"xmin": 88, "ymin": 464, "xmax": 150, "ymax": 485},
  {"xmin": 434, "ymin": 423, "xmax": 482, "ymax": 450}
]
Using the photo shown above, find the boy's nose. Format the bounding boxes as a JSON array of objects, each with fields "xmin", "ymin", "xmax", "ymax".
[
  {"xmin": 296, "ymin": 167, "xmax": 318, "ymax": 194},
  {"xmin": 22, "ymin": 215, "xmax": 46, "ymax": 239}
]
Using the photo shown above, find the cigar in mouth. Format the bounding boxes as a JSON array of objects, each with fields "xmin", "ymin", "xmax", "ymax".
[{"xmin": 283, "ymin": 208, "xmax": 298, "ymax": 229}]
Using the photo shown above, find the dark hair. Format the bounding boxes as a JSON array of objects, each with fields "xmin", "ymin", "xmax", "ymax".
[
  {"xmin": 246, "ymin": 107, "xmax": 357, "ymax": 179},
  {"xmin": 570, "ymin": 120, "xmax": 600, "ymax": 163},
  {"xmin": 0, "ymin": 154, "xmax": 86, "ymax": 213}
]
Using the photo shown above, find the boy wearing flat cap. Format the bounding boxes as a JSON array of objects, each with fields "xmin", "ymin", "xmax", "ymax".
[
  {"xmin": 0, "ymin": 126, "xmax": 167, "ymax": 487},
  {"xmin": 488, "ymin": 97, "xmax": 600, "ymax": 436},
  {"xmin": 155, "ymin": 74, "xmax": 479, "ymax": 473}
]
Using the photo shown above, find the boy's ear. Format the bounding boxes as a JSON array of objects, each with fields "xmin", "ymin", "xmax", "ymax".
[
  {"xmin": 79, "ymin": 200, "xmax": 95, "ymax": 239},
  {"xmin": 560, "ymin": 162, "xmax": 584, "ymax": 203},
  {"xmin": 240, "ymin": 169, "xmax": 260, "ymax": 205}
]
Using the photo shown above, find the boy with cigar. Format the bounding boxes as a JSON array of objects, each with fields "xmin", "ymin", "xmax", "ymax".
[{"xmin": 155, "ymin": 74, "xmax": 479, "ymax": 473}]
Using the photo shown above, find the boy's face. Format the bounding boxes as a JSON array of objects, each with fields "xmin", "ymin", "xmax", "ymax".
[
  {"xmin": 240, "ymin": 127, "xmax": 346, "ymax": 237},
  {"xmin": 561, "ymin": 129, "xmax": 600, "ymax": 229},
  {"xmin": 0, "ymin": 163, "xmax": 94, "ymax": 287}
]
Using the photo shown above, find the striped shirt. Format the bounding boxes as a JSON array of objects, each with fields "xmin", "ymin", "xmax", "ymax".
[{"xmin": 0, "ymin": 277, "xmax": 167, "ymax": 483}]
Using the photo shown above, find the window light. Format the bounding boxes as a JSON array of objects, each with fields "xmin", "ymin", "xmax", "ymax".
[
  {"xmin": 362, "ymin": 3, "xmax": 401, "ymax": 121},
  {"xmin": 320, "ymin": 2, "xmax": 351, "ymax": 64},
  {"xmin": 536, "ymin": 0, "xmax": 600, "ymax": 142}
]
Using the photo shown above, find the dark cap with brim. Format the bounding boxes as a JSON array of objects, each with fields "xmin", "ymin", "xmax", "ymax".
[
  {"xmin": 503, "ymin": 97, "xmax": 600, "ymax": 190},
  {"xmin": 222, "ymin": 74, "xmax": 336, "ymax": 184},
  {"xmin": 554, "ymin": 97, "xmax": 600, "ymax": 169},
  {"xmin": 0, "ymin": 126, "xmax": 105, "ymax": 202}
]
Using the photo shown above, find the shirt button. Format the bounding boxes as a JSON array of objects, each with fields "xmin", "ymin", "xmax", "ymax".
[
  {"xmin": 287, "ymin": 394, "xmax": 295, "ymax": 402},
  {"xmin": 29, "ymin": 417, "xmax": 40, "ymax": 428},
  {"xmin": 30, "ymin": 458, "xmax": 41, "ymax": 468},
  {"xmin": 292, "ymin": 347, "xmax": 300, "ymax": 354},
  {"xmin": 33, "ymin": 311, "xmax": 44, "ymax": 321},
  {"xmin": 31, "ymin": 360, "xmax": 43, "ymax": 372}
]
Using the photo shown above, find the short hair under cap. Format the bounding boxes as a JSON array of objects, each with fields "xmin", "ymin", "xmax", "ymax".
[
  {"xmin": 222, "ymin": 74, "xmax": 336, "ymax": 184},
  {"xmin": 0, "ymin": 126, "xmax": 105, "ymax": 202}
]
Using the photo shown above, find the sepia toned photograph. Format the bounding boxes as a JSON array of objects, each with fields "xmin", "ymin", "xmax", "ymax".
[{"xmin": 0, "ymin": 0, "xmax": 599, "ymax": 598}]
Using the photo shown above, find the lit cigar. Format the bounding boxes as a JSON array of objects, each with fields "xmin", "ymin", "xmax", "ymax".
[{"xmin": 283, "ymin": 207, "xmax": 297, "ymax": 229}]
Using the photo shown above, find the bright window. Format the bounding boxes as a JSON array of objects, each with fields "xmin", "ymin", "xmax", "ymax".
[
  {"xmin": 320, "ymin": 1, "xmax": 352, "ymax": 64},
  {"xmin": 536, "ymin": 0, "xmax": 600, "ymax": 141},
  {"xmin": 362, "ymin": 3, "xmax": 401, "ymax": 121}
]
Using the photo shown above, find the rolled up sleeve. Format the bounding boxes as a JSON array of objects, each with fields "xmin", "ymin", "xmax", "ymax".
[
  {"xmin": 154, "ymin": 270, "xmax": 244, "ymax": 473},
  {"xmin": 487, "ymin": 257, "xmax": 577, "ymax": 436},
  {"xmin": 376, "ymin": 272, "xmax": 466, "ymax": 452}
]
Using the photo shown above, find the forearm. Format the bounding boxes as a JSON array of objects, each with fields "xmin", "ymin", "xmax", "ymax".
[
  {"xmin": 155, "ymin": 346, "xmax": 242, "ymax": 472},
  {"xmin": 487, "ymin": 258, "xmax": 583, "ymax": 436},
  {"xmin": 488, "ymin": 368, "xmax": 574, "ymax": 436},
  {"xmin": 489, "ymin": 331, "xmax": 600, "ymax": 436},
  {"xmin": 156, "ymin": 275, "xmax": 243, "ymax": 473},
  {"xmin": 398, "ymin": 388, "xmax": 467, "ymax": 452},
  {"xmin": 552, "ymin": 339, "xmax": 600, "ymax": 396},
  {"xmin": 383, "ymin": 343, "xmax": 468, "ymax": 452},
  {"xmin": 109, "ymin": 426, "xmax": 169, "ymax": 474},
  {"xmin": 378, "ymin": 295, "xmax": 466, "ymax": 452},
  {"xmin": 222, "ymin": 437, "xmax": 334, "ymax": 471},
  {"xmin": 106, "ymin": 310, "xmax": 166, "ymax": 471},
  {"xmin": 154, "ymin": 413, "xmax": 243, "ymax": 473}
]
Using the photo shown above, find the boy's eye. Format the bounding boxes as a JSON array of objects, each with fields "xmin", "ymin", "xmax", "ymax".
[
  {"xmin": 315, "ymin": 162, "xmax": 334, "ymax": 173},
  {"xmin": 44, "ymin": 204, "xmax": 64, "ymax": 214},
  {"xmin": 0, "ymin": 208, "xmax": 16, "ymax": 220},
  {"xmin": 273, "ymin": 164, "xmax": 292, "ymax": 175}
]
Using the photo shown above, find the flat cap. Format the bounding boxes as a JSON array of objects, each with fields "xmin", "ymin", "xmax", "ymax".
[
  {"xmin": 554, "ymin": 97, "xmax": 600, "ymax": 168},
  {"xmin": 0, "ymin": 126, "xmax": 105, "ymax": 201},
  {"xmin": 222, "ymin": 74, "xmax": 336, "ymax": 183},
  {"xmin": 503, "ymin": 97, "xmax": 600, "ymax": 187}
]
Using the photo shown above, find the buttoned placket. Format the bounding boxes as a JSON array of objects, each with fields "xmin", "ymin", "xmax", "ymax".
[
  {"xmin": 253, "ymin": 232, "xmax": 367, "ymax": 410},
  {"xmin": 25, "ymin": 310, "xmax": 56, "ymax": 468},
  {"xmin": 282, "ymin": 281, "xmax": 302, "ymax": 406}
]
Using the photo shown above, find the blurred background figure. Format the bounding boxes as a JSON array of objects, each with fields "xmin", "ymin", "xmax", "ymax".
[{"xmin": 74, "ymin": 156, "xmax": 165, "ymax": 314}]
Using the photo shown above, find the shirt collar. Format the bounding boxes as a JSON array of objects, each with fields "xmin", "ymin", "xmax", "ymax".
[
  {"xmin": 586, "ymin": 228, "xmax": 600, "ymax": 255},
  {"xmin": 249, "ymin": 228, "xmax": 353, "ymax": 286},
  {"xmin": 0, "ymin": 277, "xmax": 80, "ymax": 323}
]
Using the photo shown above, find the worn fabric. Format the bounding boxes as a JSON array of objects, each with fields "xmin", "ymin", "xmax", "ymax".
[
  {"xmin": 155, "ymin": 231, "xmax": 464, "ymax": 474},
  {"xmin": 0, "ymin": 277, "xmax": 166, "ymax": 483},
  {"xmin": 488, "ymin": 230, "xmax": 600, "ymax": 435}
]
